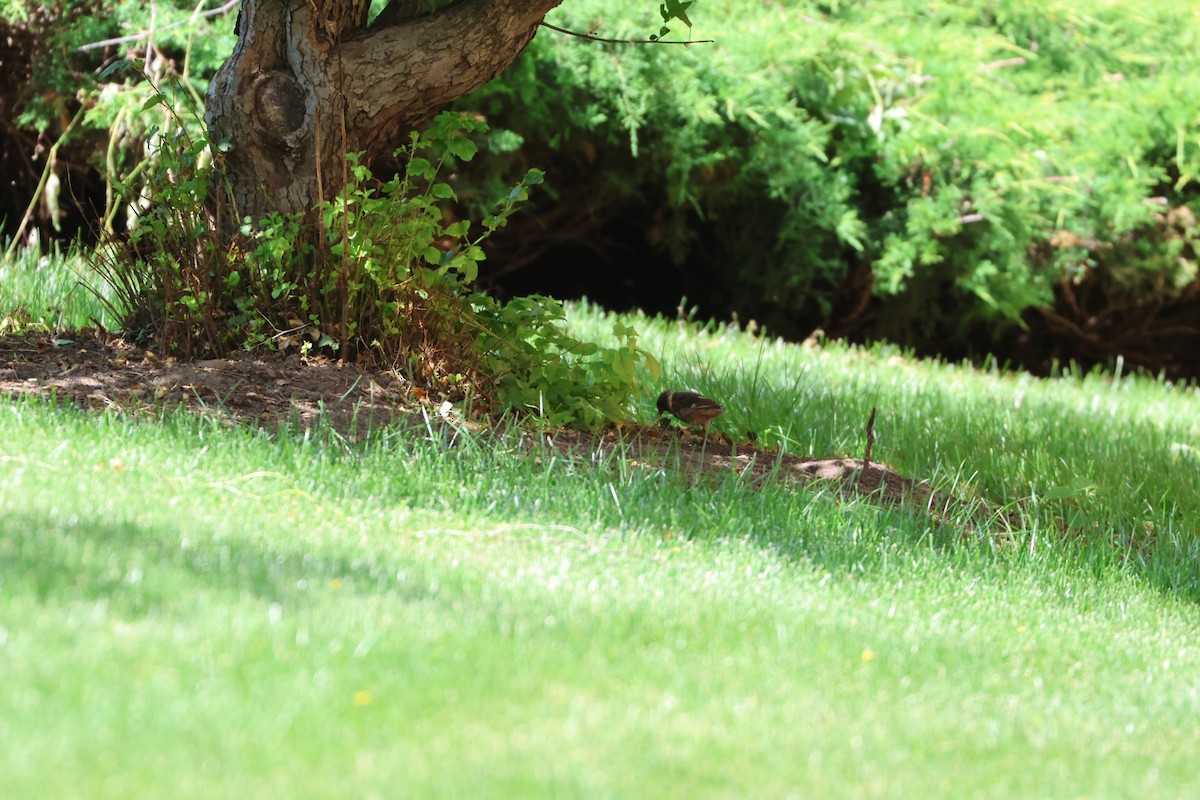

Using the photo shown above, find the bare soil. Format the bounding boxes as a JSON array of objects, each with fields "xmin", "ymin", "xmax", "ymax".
[{"xmin": 1, "ymin": 330, "xmax": 1007, "ymax": 533}]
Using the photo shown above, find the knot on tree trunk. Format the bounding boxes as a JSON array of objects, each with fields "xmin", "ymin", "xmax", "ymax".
[
  {"xmin": 208, "ymin": 0, "xmax": 565, "ymax": 220},
  {"xmin": 253, "ymin": 71, "xmax": 308, "ymax": 145}
]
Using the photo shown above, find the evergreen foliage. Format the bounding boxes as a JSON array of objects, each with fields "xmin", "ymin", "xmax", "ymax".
[
  {"xmin": 462, "ymin": 0, "xmax": 1200, "ymax": 353},
  {"xmin": 4, "ymin": 0, "xmax": 1200, "ymax": 372}
]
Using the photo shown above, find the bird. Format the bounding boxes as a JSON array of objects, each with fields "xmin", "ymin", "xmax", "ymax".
[{"xmin": 656, "ymin": 390, "xmax": 725, "ymax": 436}]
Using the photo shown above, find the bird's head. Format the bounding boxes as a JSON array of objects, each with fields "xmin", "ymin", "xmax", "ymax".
[{"xmin": 656, "ymin": 391, "xmax": 671, "ymax": 415}]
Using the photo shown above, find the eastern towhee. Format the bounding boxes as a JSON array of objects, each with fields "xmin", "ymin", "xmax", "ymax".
[{"xmin": 656, "ymin": 390, "xmax": 725, "ymax": 434}]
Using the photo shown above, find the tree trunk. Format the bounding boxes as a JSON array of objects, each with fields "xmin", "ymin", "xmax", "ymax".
[{"xmin": 204, "ymin": 0, "xmax": 562, "ymax": 223}]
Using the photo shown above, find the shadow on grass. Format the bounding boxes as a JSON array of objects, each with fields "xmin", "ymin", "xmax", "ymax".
[{"xmin": 0, "ymin": 509, "xmax": 451, "ymax": 617}]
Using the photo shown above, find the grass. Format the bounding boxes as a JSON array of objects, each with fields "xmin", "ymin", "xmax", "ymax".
[
  {"xmin": 4, "ymin": 257, "xmax": 1200, "ymax": 797},
  {"xmin": 0, "ymin": 242, "xmax": 117, "ymax": 332}
]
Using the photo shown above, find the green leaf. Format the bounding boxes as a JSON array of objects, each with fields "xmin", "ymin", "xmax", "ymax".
[
  {"xmin": 659, "ymin": 0, "xmax": 693, "ymax": 27},
  {"xmin": 98, "ymin": 59, "xmax": 133, "ymax": 80},
  {"xmin": 640, "ymin": 350, "xmax": 662, "ymax": 381},
  {"xmin": 407, "ymin": 156, "xmax": 431, "ymax": 177},
  {"xmin": 447, "ymin": 137, "xmax": 478, "ymax": 162}
]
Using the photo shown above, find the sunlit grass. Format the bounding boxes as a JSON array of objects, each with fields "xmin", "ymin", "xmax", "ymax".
[
  {"xmin": 570, "ymin": 300, "xmax": 1200, "ymax": 592},
  {"xmin": 4, "ymin": 399, "xmax": 1200, "ymax": 798},
  {"xmin": 3, "ymin": 255, "xmax": 1200, "ymax": 796},
  {"xmin": 0, "ymin": 242, "xmax": 113, "ymax": 331}
]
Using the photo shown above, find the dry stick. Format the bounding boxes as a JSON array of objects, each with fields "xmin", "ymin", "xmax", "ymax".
[
  {"xmin": 311, "ymin": 103, "xmax": 331, "ymax": 350},
  {"xmin": 102, "ymin": 106, "xmax": 136, "ymax": 234},
  {"xmin": 314, "ymin": 104, "xmax": 325, "ymax": 247},
  {"xmin": 144, "ymin": 0, "xmax": 156, "ymax": 70},
  {"xmin": 863, "ymin": 405, "xmax": 877, "ymax": 469},
  {"xmin": 978, "ymin": 56, "xmax": 1026, "ymax": 72},
  {"xmin": 180, "ymin": 0, "xmax": 214, "ymax": 109}
]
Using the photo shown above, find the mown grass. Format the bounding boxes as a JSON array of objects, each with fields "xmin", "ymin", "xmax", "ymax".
[
  {"xmin": 582, "ymin": 303, "xmax": 1200, "ymax": 598},
  {"xmin": 3, "ymin": 260, "xmax": 1200, "ymax": 797}
]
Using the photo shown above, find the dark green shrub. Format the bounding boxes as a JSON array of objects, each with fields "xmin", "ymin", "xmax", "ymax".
[{"xmin": 459, "ymin": 0, "xmax": 1200, "ymax": 360}]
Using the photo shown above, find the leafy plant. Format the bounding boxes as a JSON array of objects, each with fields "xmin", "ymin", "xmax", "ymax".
[
  {"xmin": 473, "ymin": 296, "xmax": 659, "ymax": 427},
  {"xmin": 234, "ymin": 113, "xmax": 534, "ymax": 371},
  {"xmin": 0, "ymin": 0, "xmax": 235, "ymax": 246},
  {"xmin": 90, "ymin": 98, "xmax": 228, "ymax": 350},
  {"xmin": 91, "ymin": 97, "xmax": 656, "ymax": 429}
]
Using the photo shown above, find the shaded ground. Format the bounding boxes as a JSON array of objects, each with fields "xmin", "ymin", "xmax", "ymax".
[
  {"xmin": 0, "ymin": 330, "xmax": 412, "ymax": 435},
  {"xmin": 0, "ymin": 331, "xmax": 1009, "ymax": 533}
]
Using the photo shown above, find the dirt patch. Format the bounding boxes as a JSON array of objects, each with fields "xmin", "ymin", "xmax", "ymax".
[
  {"xmin": 548, "ymin": 426, "xmax": 1003, "ymax": 533},
  {"xmin": 0, "ymin": 330, "xmax": 413, "ymax": 437},
  {"xmin": 1, "ymin": 330, "xmax": 1008, "ymax": 533}
]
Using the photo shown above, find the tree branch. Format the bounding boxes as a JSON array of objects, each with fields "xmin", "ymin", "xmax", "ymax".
[{"xmin": 335, "ymin": 0, "xmax": 565, "ymax": 154}]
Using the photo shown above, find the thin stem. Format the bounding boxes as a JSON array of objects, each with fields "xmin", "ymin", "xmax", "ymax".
[
  {"xmin": 538, "ymin": 21, "xmax": 713, "ymax": 46},
  {"xmin": 4, "ymin": 106, "xmax": 86, "ymax": 260}
]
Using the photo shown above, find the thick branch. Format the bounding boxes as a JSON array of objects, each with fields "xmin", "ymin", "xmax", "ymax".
[
  {"xmin": 336, "ymin": 0, "xmax": 563, "ymax": 157},
  {"xmin": 205, "ymin": 0, "xmax": 562, "ymax": 220}
]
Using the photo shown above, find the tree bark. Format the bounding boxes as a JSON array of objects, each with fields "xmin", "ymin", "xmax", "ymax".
[{"xmin": 204, "ymin": 0, "xmax": 562, "ymax": 222}]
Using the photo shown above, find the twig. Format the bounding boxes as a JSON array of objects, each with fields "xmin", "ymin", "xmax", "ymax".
[
  {"xmin": 863, "ymin": 405, "xmax": 876, "ymax": 469},
  {"xmin": 144, "ymin": 0, "xmax": 156, "ymax": 76},
  {"xmin": 978, "ymin": 56, "xmax": 1026, "ymax": 72},
  {"xmin": 539, "ymin": 21, "xmax": 713, "ymax": 45},
  {"xmin": 76, "ymin": 0, "xmax": 242, "ymax": 52}
]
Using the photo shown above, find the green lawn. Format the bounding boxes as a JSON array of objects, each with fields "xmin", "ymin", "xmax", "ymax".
[
  {"xmin": 3, "ymin": 283, "xmax": 1200, "ymax": 796},
  {"xmin": 0, "ymin": 243, "xmax": 116, "ymax": 333}
]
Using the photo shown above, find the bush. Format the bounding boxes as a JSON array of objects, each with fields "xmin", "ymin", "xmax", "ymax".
[
  {"xmin": 7, "ymin": 0, "xmax": 1200, "ymax": 375},
  {"xmin": 459, "ymin": 0, "xmax": 1200, "ymax": 363},
  {"xmin": 91, "ymin": 100, "xmax": 656, "ymax": 428}
]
